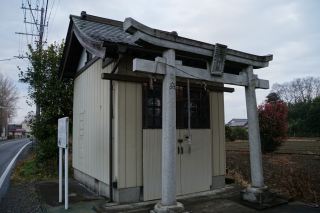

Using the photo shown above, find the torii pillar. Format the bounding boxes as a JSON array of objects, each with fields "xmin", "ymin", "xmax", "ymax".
[
  {"xmin": 240, "ymin": 65, "xmax": 276, "ymax": 203},
  {"xmin": 153, "ymin": 49, "xmax": 185, "ymax": 212}
]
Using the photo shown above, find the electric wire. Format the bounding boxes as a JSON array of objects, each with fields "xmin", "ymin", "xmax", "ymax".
[
  {"xmin": 0, "ymin": 58, "xmax": 17, "ymax": 62},
  {"xmin": 0, "ymin": 50, "xmax": 20, "ymax": 69},
  {"xmin": 47, "ymin": 0, "xmax": 60, "ymax": 36},
  {"xmin": 43, "ymin": 0, "xmax": 49, "ymax": 29},
  {"xmin": 27, "ymin": 0, "xmax": 39, "ymax": 33},
  {"xmin": 44, "ymin": 0, "xmax": 55, "ymax": 42}
]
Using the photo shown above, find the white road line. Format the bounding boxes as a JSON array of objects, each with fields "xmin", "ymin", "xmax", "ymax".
[{"xmin": 0, "ymin": 141, "xmax": 31, "ymax": 189}]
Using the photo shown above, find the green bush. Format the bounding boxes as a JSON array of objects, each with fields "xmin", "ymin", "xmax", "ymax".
[
  {"xmin": 225, "ymin": 125, "xmax": 232, "ymax": 141},
  {"xmin": 7, "ymin": 135, "xmax": 14, "ymax": 140},
  {"xmin": 225, "ymin": 125, "xmax": 248, "ymax": 141},
  {"xmin": 233, "ymin": 126, "xmax": 249, "ymax": 140},
  {"xmin": 229, "ymin": 131, "xmax": 237, "ymax": 141}
]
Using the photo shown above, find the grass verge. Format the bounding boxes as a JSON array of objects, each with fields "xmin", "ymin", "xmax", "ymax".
[{"xmin": 11, "ymin": 154, "xmax": 73, "ymax": 185}]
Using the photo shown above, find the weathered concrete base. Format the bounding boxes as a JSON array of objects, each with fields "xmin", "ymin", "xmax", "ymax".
[
  {"xmin": 152, "ymin": 202, "xmax": 185, "ymax": 213},
  {"xmin": 211, "ymin": 175, "xmax": 225, "ymax": 189},
  {"xmin": 113, "ymin": 186, "xmax": 141, "ymax": 204},
  {"xmin": 240, "ymin": 185, "xmax": 276, "ymax": 204},
  {"xmin": 239, "ymin": 197, "xmax": 288, "ymax": 210},
  {"xmin": 74, "ymin": 168, "xmax": 141, "ymax": 204}
]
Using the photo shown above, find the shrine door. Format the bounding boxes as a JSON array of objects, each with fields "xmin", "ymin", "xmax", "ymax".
[{"xmin": 143, "ymin": 129, "xmax": 212, "ymax": 201}]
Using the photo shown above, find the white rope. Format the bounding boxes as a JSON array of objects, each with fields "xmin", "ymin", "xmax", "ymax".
[
  {"xmin": 154, "ymin": 61, "xmax": 250, "ymax": 86},
  {"xmin": 187, "ymin": 79, "xmax": 191, "ymax": 153}
]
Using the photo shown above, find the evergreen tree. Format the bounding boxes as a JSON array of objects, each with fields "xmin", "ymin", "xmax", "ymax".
[{"xmin": 18, "ymin": 41, "xmax": 73, "ymax": 164}]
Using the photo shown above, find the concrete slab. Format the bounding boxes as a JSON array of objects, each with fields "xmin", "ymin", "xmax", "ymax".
[
  {"xmin": 36, "ymin": 179, "xmax": 106, "ymax": 213},
  {"xmin": 93, "ymin": 185, "xmax": 319, "ymax": 213},
  {"xmin": 34, "ymin": 181, "xmax": 319, "ymax": 213}
]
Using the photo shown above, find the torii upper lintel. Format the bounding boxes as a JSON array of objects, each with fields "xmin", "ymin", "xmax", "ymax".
[{"xmin": 123, "ymin": 17, "xmax": 273, "ymax": 69}]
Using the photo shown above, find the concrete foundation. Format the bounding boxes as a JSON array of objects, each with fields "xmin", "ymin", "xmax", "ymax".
[
  {"xmin": 153, "ymin": 202, "xmax": 185, "ymax": 213},
  {"xmin": 240, "ymin": 185, "xmax": 276, "ymax": 204},
  {"xmin": 211, "ymin": 175, "xmax": 225, "ymax": 189},
  {"xmin": 113, "ymin": 186, "xmax": 141, "ymax": 204},
  {"xmin": 74, "ymin": 168, "xmax": 141, "ymax": 204}
]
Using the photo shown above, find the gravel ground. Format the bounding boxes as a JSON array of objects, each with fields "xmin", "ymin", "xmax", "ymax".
[{"xmin": 0, "ymin": 183, "xmax": 43, "ymax": 213}]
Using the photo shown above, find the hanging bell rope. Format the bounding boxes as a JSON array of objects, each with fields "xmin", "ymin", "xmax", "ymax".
[
  {"xmin": 196, "ymin": 82, "xmax": 207, "ymax": 90},
  {"xmin": 149, "ymin": 61, "xmax": 160, "ymax": 90},
  {"xmin": 187, "ymin": 79, "xmax": 191, "ymax": 154}
]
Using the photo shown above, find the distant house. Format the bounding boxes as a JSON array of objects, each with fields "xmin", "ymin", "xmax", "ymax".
[
  {"xmin": 22, "ymin": 121, "xmax": 33, "ymax": 137},
  {"xmin": 227, "ymin": 118, "xmax": 248, "ymax": 130},
  {"xmin": 8, "ymin": 124, "xmax": 26, "ymax": 138},
  {"xmin": 1, "ymin": 127, "xmax": 5, "ymax": 137}
]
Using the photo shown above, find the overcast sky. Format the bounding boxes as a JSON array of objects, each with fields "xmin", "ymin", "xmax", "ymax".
[{"xmin": 1, "ymin": 0, "xmax": 319, "ymax": 124}]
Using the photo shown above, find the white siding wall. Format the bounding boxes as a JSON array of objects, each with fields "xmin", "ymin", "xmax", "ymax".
[
  {"xmin": 210, "ymin": 91, "xmax": 226, "ymax": 176},
  {"xmin": 73, "ymin": 58, "xmax": 111, "ymax": 184},
  {"xmin": 73, "ymin": 55, "xmax": 226, "ymax": 192},
  {"xmin": 114, "ymin": 56, "xmax": 143, "ymax": 189}
]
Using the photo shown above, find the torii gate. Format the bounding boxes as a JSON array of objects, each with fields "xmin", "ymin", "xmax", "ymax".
[{"xmin": 124, "ymin": 18, "xmax": 274, "ymax": 212}]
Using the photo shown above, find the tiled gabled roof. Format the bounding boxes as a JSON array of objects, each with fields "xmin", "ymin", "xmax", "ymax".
[{"xmin": 72, "ymin": 15, "xmax": 139, "ymax": 47}]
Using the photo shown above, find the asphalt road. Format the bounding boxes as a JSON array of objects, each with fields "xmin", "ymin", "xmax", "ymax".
[{"xmin": 0, "ymin": 138, "xmax": 34, "ymax": 202}]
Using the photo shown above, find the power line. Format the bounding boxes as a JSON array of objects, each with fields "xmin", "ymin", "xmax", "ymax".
[
  {"xmin": 26, "ymin": 0, "xmax": 39, "ymax": 33},
  {"xmin": 17, "ymin": 1, "xmax": 48, "ymax": 57},
  {"xmin": 47, "ymin": 0, "xmax": 60, "ymax": 36},
  {"xmin": 0, "ymin": 58, "xmax": 17, "ymax": 62},
  {"xmin": 43, "ymin": 0, "xmax": 49, "ymax": 28}
]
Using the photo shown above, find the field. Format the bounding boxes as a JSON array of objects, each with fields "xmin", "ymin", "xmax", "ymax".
[
  {"xmin": 226, "ymin": 137, "xmax": 320, "ymax": 155},
  {"xmin": 226, "ymin": 137, "xmax": 320, "ymax": 204}
]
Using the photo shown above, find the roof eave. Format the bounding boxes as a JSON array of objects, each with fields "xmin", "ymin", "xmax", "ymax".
[{"xmin": 59, "ymin": 16, "xmax": 75, "ymax": 81}]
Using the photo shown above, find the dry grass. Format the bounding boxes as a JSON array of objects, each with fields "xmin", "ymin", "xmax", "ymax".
[
  {"xmin": 227, "ymin": 151, "xmax": 320, "ymax": 205},
  {"xmin": 226, "ymin": 168, "xmax": 250, "ymax": 186},
  {"xmin": 279, "ymin": 167, "xmax": 318, "ymax": 204},
  {"xmin": 267, "ymin": 156, "xmax": 295, "ymax": 165}
]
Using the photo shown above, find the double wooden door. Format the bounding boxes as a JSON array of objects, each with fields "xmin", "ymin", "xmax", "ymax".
[{"xmin": 143, "ymin": 129, "xmax": 212, "ymax": 201}]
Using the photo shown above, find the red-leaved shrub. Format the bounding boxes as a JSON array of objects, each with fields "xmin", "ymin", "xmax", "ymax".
[{"xmin": 258, "ymin": 101, "xmax": 288, "ymax": 153}]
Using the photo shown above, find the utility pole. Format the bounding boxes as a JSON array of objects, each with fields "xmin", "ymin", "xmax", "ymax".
[
  {"xmin": 15, "ymin": 2, "xmax": 48, "ymax": 145},
  {"xmin": 16, "ymin": 3, "xmax": 48, "ymax": 117},
  {"xmin": 36, "ymin": 7, "xmax": 45, "ymax": 118}
]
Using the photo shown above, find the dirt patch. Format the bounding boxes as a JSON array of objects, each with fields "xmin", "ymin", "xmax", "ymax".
[
  {"xmin": 267, "ymin": 156, "xmax": 295, "ymax": 165},
  {"xmin": 226, "ymin": 151, "xmax": 320, "ymax": 204}
]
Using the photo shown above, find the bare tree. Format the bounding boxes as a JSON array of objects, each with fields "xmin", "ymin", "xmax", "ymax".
[
  {"xmin": 271, "ymin": 76, "xmax": 320, "ymax": 104},
  {"xmin": 314, "ymin": 78, "xmax": 320, "ymax": 98},
  {"xmin": 0, "ymin": 72, "xmax": 20, "ymax": 135}
]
